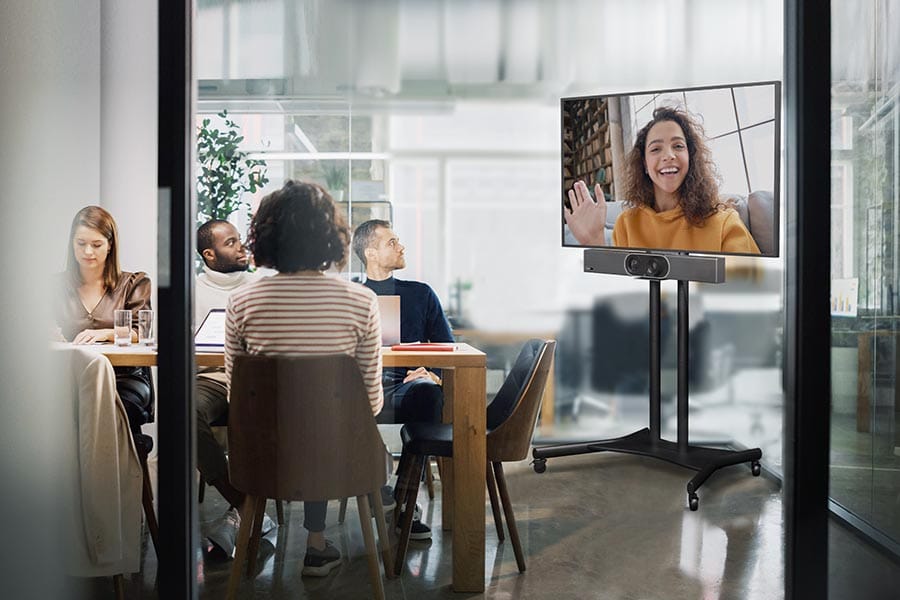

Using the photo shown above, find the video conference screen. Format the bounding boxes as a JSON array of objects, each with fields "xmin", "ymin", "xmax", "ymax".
[{"xmin": 561, "ymin": 81, "xmax": 781, "ymax": 258}]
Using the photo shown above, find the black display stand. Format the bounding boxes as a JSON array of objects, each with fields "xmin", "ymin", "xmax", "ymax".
[{"xmin": 532, "ymin": 273, "xmax": 762, "ymax": 510}]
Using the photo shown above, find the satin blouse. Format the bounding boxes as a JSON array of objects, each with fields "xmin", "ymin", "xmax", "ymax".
[{"xmin": 57, "ymin": 271, "xmax": 152, "ymax": 341}]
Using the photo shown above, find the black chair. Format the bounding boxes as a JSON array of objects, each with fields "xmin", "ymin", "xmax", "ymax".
[
  {"xmin": 115, "ymin": 367, "xmax": 159, "ymax": 559},
  {"xmin": 393, "ymin": 338, "xmax": 556, "ymax": 575}
]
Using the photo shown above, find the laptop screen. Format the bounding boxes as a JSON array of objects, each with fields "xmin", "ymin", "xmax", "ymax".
[
  {"xmin": 377, "ymin": 296, "xmax": 401, "ymax": 346},
  {"xmin": 195, "ymin": 308, "xmax": 226, "ymax": 348},
  {"xmin": 194, "ymin": 300, "xmax": 401, "ymax": 348}
]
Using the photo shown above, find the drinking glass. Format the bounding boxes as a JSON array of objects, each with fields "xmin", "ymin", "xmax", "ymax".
[
  {"xmin": 138, "ymin": 309, "xmax": 155, "ymax": 346},
  {"xmin": 113, "ymin": 309, "xmax": 132, "ymax": 346}
]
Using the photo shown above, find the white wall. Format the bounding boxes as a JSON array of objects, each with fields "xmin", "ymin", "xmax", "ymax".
[
  {"xmin": 0, "ymin": 2, "xmax": 158, "ymax": 594},
  {"xmin": 0, "ymin": 2, "xmax": 101, "ymax": 597},
  {"xmin": 100, "ymin": 0, "xmax": 158, "ymax": 291}
]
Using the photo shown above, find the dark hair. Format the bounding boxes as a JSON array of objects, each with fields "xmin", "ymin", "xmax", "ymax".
[
  {"xmin": 622, "ymin": 106, "xmax": 721, "ymax": 227},
  {"xmin": 352, "ymin": 219, "xmax": 391, "ymax": 267},
  {"xmin": 247, "ymin": 180, "xmax": 350, "ymax": 272},
  {"xmin": 197, "ymin": 219, "xmax": 231, "ymax": 262},
  {"xmin": 67, "ymin": 205, "xmax": 121, "ymax": 290}
]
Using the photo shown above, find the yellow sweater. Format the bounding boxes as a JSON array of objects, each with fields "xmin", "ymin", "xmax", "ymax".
[{"xmin": 612, "ymin": 205, "xmax": 761, "ymax": 254}]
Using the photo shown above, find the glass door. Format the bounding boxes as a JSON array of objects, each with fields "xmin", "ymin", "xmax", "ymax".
[{"xmin": 830, "ymin": 0, "xmax": 900, "ymax": 553}]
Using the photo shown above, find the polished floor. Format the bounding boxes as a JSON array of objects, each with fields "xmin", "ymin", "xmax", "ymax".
[
  {"xmin": 96, "ymin": 450, "xmax": 785, "ymax": 599},
  {"xmin": 79, "ymin": 446, "xmax": 900, "ymax": 599}
]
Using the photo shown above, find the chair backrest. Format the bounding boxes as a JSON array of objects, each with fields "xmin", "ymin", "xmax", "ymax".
[
  {"xmin": 228, "ymin": 353, "xmax": 388, "ymax": 502},
  {"xmin": 487, "ymin": 339, "xmax": 556, "ymax": 462}
]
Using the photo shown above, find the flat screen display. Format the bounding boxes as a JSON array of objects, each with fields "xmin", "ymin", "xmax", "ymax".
[{"xmin": 561, "ymin": 81, "xmax": 781, "ymax": 257}]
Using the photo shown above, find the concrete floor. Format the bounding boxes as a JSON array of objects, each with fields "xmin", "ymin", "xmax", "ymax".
[{"xmin": 76, "ymin": 447, "xmax": 900, "ymax": 599}]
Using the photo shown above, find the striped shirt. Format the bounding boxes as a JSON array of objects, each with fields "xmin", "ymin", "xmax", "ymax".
[{"xmin": 225, "ymin": 273, "xmax": 383, "ymax": 415}]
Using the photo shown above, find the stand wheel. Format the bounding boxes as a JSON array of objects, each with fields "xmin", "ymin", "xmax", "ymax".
[
  {"xmin": 532, "ymin": 459, "xmax": 547, "ymax": 474},
  {"xmin": 688, "ymin": 493, "xmax": 699, "ymax": 511},
  {"xmin": 751, "ymin": 461, "xmax": 761, "ymax": 476}
]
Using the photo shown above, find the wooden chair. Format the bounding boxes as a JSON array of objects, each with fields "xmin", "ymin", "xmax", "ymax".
[
  {"xmin": 225, "ymin": 354, "xmax": 394, "ymax": 600},
  {"xmin": 393, "ymin": 339, "xmax": 556, "ymax": 575}
]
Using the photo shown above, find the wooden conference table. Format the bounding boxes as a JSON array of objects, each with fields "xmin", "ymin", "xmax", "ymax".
[{"xmin": 97, "ymin": 342, "xmax": 488, "ymax": 593}]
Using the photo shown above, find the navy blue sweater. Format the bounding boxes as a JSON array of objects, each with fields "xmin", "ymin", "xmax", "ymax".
[{"xmin": 363, "ymin": 276, "xmax": 453, "ymax": 387}]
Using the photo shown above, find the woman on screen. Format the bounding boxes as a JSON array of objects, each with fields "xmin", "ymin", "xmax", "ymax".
[
  {"xmin": 55, "ymin": 205, "xmax": 154, "ymax": 442},
  {"xmin": 567, "ymin": 106, "xmax": 760, "ymax": 254}
]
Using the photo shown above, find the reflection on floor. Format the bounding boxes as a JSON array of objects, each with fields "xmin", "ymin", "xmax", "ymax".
[
  {"xmin": 92, "ymin": 452, "xmax": 793, "ymax": 599},
  {"xmin": 76, "ymin": 446, "xmax": 900, "ymax": 599},
  {"xmin": 829, "ymin": 411, "xmax": 900, "ymax": 547}
]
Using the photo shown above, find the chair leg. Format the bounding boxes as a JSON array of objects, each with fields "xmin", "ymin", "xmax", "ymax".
[
  {"xmin": 356, "ymin": 495, "xmax": 386, "ymax": 600},
  {"xmin": 198, "ymin": 473, "xmax": 206, "ymax": 503},
  {"xmin": 113, "ymin": 574, "xmax": 125, "ymax": 600},
  {"xmin": 424, "ymin": 457, "xmax": 435, "ymax": 500},
  {"xmin": 369, "ymin": 491, "xmax": 395, "ymax": 579},
  {"xmin": 486, "ymin": 462, "xmax": 505, "ymax": 541},
  {"xmin": 493, "ymin": 462, "xmax": 526, "ymax": 572},
  {"xmin": 391, "ymin": 451, "xmax": 420, "ymax": 528},
  {"xmin": 276, "ymin": 499, "xmax": 285, "ymax": 525},
  {"xmin": 138, "ymin": 450, "xmax": 159, "ymax": 559},
  {"xmin": 246, "ymin": 496, "xmax": 267, "ymax": 576},
  {"xmin": 338, "ymin": 497, "xmax": 348, "ymax": 524},
  {"xmin": 227, "ymin": 495, "xmax": 259, "ymax": 600},
  {"xmin": 394, "ymin": 455, "xmax": 425, "ymax": 576}
]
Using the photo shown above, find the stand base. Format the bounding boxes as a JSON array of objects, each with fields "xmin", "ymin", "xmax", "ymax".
[{"xmin": 531, "ymin": 428, "xmax": 762, "ymax": 510}]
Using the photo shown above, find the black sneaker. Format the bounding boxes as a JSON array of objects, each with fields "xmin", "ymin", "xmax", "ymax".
[
  {"xmin": 396, "ymin": 512, "xmax": 432, "ymax": 541},
  {"xmin": 302, "ymin": 541, "xmax": 342, "ymax": 577}
]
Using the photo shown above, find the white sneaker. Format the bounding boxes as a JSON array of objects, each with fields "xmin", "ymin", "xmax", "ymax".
[
  {"xmin": 207, "ymin": 507, "xmax": 240, "ymax": 558},
  {"xmin": 260, "ymin": 513, "xmax": 277, "ymax": 536},
  {"xmin": 207, "ymin": 508, "xmax": 277, "ymax": 558}
]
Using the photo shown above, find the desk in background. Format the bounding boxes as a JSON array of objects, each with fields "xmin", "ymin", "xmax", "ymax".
[{"xmin": 90, "ymin": 342, "xmax": 489, "ymax": 593}]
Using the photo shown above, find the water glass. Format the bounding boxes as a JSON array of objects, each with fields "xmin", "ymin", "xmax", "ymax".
[
  {"xmin": 138, "ymin": 309, "xmax": 155, "ymax": 346},
  {"xmin": 113, "ymin": 309, "xmax": 132, "ymax": 346}
]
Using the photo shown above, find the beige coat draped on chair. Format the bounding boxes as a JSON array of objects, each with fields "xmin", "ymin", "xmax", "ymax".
[{"xmin": 62, "ymin": 346, "xmax": 143, "ymax": 576}]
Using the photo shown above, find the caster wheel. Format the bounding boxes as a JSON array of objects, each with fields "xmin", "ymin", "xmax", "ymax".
[
  {"xmin": 688, "ymin": 493, "xmax": 699, "ymax": 511},
  {"xmin": 533, "ymin": 459, "xmax": 547, "ymax": 474},
  {"xmin": 751, "ymin": 461, "xmax": 761, "ymax": 476}
]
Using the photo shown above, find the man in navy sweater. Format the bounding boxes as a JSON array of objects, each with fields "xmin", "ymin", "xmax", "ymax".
[
  {"xmin": 352, "ymin": 219, "xmax": 453, "ymax": 424},
  {"xmin": 353, "ymin": 220, "xmax": 453, "ymax": 540}
]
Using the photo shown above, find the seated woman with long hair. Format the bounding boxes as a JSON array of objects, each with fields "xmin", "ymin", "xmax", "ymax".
[
  {"xmin": 56, "ymin": 205, "xmax": 154, "ymax": 444},
  {"xmin": 566, "ymin": 106, "xmax": 760, "ymax": 254}
]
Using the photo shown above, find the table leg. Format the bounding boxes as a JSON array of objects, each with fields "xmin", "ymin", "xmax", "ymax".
[
  {"xmin": 441, "ymin": 370, "xmax": 455, "ymax": 531},
  {"xmin": 451, "ymin": 365, "xmax": 486, "ymax": 593}
]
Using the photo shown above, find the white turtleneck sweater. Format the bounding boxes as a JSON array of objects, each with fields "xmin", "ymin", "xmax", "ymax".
[{"xmin": 195, "ymin": 265, "xmax": 264, "ymax": 330}]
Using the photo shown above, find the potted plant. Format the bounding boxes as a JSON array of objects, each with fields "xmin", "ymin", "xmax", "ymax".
[
  {"xmin": 196, "ymin": 110, "xmax": 269, "ymax": 225},
  {"xmin": 320, "ymin": 162, "xmax": 348, "ymax": 202}
]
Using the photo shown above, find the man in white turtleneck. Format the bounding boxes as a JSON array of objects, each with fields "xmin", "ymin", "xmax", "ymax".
[
  {"xmin": 195, "ymin": 220, "xmax": 262, "ymax": 327},
  {"xmin": 195, "ymin": 220, "xmax": 273, "ymax": 557}
]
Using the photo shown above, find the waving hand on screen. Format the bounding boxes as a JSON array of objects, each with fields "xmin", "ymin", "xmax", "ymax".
[{"xmin": 565, "ymin": 180, "xmax": 609, "ymax": 246}]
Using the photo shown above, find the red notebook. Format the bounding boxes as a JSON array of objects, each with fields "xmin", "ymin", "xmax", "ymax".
[{"xmin": 390, "ymin": 343, "xmax": 457, "ymax": 352}]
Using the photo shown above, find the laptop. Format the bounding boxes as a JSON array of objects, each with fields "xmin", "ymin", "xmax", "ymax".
[
  {"xmin": 195, "ymin": 308, "xmax": 227, "ymax": 349},
  {"xmin": 194, "ymin": 299, "xmax": 401, "ymax": 348},
  {"xmin": 377, "ymin": 296, "xmax": 401, "ymax": 346}
]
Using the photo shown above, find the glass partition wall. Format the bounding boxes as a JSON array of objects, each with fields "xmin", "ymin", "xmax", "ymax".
[
  {"xmin": 196, "ymin": 0, "xmax": 786, "ymax": 474},
  {"xmin": 830, "ymin": 0, "xmax": 900, "ymax": 554}
]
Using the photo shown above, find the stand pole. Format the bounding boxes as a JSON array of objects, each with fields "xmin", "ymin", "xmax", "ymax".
[
  {"xmin": 532, "ymin": 274, "xmax": 763, "ymax": 510},
  {"xmin": 677, "ymin": 280, "xmax": 689, "ymax": 451},
  {"xmin": 649, "ymin": 281, "xmax": 661, "ymax": 443}
]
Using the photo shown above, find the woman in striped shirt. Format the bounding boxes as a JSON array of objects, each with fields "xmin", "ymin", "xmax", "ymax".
[{"xmin": 225, "ymin": 180, "xmax": 382, "ymax": 576}]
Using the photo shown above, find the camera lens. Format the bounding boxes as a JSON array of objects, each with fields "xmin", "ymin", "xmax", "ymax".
[{"xmin": 629, "ymin": 257, "xmax": 640, "ymax": 272}]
